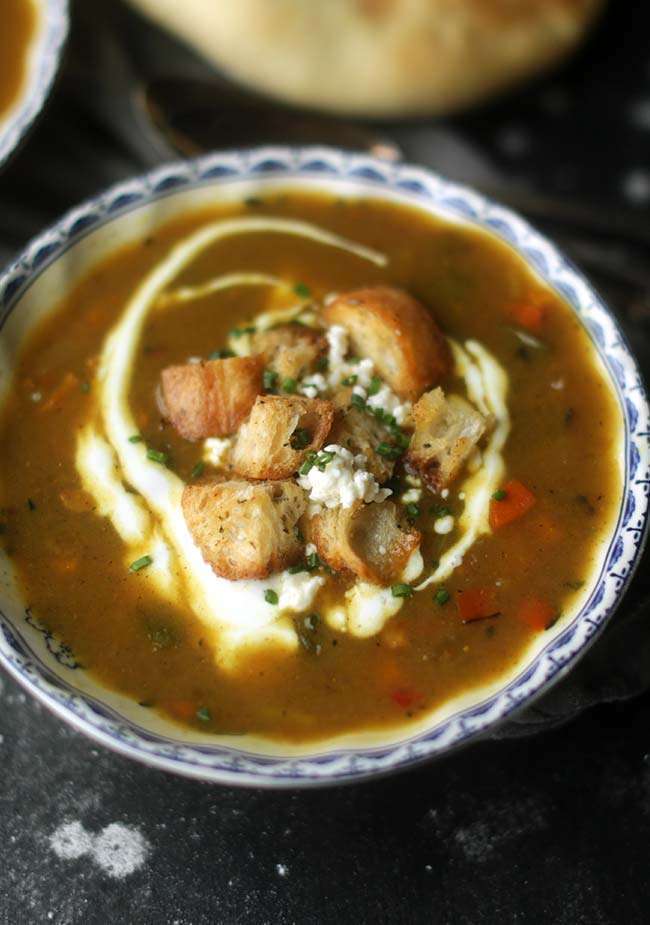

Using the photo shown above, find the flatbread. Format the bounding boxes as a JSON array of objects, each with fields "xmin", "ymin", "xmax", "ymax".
[{"xmin": 128, "ymin": 0, "xmax": 604, "ymax": 117}]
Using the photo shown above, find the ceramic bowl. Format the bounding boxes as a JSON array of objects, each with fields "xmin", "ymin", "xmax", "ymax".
[
  {"xmin": 0, "ymin": 0, "xmax": 69, "ymax": 169},
  {"xmin": 0, "ymin": 147, "xmax": 647, "ymax": 787}
]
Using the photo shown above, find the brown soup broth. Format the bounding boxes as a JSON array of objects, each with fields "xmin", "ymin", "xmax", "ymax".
[
  {"xmin": 0, "ymin": 191, "xmax": 622, "ymax": 742},
  {"xmin": 0, "ymin": 0, "xmax": 37, "ymax": 120}
]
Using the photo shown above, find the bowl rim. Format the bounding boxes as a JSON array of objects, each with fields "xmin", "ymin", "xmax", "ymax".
[
  {"xmin": 0, "ymin": 145, "xmax": 648, "ymax": 787},
  {"xmin": 0, "ymin": 0, "xmax": 69, "ymax": 170}
]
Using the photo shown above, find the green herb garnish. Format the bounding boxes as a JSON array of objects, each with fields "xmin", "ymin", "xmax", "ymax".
[
  {"xmin": 391, "ymin": 583, "xmax": 414, "ymax": 599},
  {"xmin": 130, "ymin": 554, "xmax": 153, "ymax": 572},
  {"xmin": 299, "ymin": 453, "xmax": 317, "ymax": 476},
  {"xmin": 190, "ymin": 461, "xmax": 205, "ymax": 479},
  {"xmin": 315, "ymin": 356, "xmax": 329, "ymax": 372},
  {"xmin": 406, "ymin": 503, "xmax": 420, "ymax": 520},
  {"xmin": 290, "ymin": 428, "xmax": 311, "ymax": 450},
  {"xmin": 350, "ymin": 393, "xmax": 366, "ymax": 410},
  {"xmin": 435, "ymin": 588, "xmax": 450, "ymax": 606},
  {"xmin": 376, "ymin": 442, "xmax": 402, "ymax": 460},
  {"xmin": 209, "ymin": 348, "xmax": 235, "ymax": 360},
  {"xmin": 26, "ymin": 498, "xmax": 36, "ymax": 511},
  {"xmin": 196, "ymin": 706, "xmax": 211, "ymax": 723},
  {"xmin": 368, "ymin": 376, "xmax": 382, "ymax": 396},
  {"xmin": 294, "ymin": 282, "xmax": 311, "ymax": 298},
  {"xmin": 315, "ymin": 450, "xmax": 335, "ymax": 470},
  {"xmin": 342, "ymin": 374, "xmax": 358, "ymax": 386},
  {"xmin": 306, "ymin": 552, "xmax": 321, "ymax": 570},
  {"xmin": 230, "ymin": 325, "xmax": 256, "ymax": 338},
  {"xmin": 264, "ymin": 589, "xmax": 279, "ymax": 605},
  {"xmin": 282, "ymin": 377, "xmax": 297, "ymax": 394},
  {"xmin": 263, "ymin": 369, "xmax": 279, "ymax": 391},
  {"xmin": 491, "ymin": 489, "xmax": 507, "ymax": 501},
  {"xmin": 128, "ymin": 434, "xmax": 143, "ymax": 444},
  {"xmin": 146, "ymin": 448, "xmax": 169, "ymax": 465},
  {"xmin": 288, "ymin": 563, "xmax": 307, "ymax": 574}
]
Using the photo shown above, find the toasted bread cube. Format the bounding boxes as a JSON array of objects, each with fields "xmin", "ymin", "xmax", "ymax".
[
  {"xmin": 309, "ymin": 500, "xmax": 420, "ymax": 585},
  {"xmin": 251, "ymin": 323, "xmax": 326, "ymax": 381},
  {"xmin": 231, "ymin": 395, "xmax": 334, "ymax": 480},
  {"xmin": 329, "ymin": 405, "xmax": 395, "ymax": 483},
  {"xmin": 182, "ymin": 478, "xmax": 306, "ymax": 580},
  {"xmin": 322, "ymin": 286, "xmax": 450, "ymax": 400},
  {"xmin": 161, "ymin": 356, "xmax": 263, "ymax": 441},
  {"xmin": 405, "ymin": 388, "xmax": 487, "ymax": 492}
]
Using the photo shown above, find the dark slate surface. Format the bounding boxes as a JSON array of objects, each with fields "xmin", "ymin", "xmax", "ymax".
[{"xmin": 1, "ymin": 2, "xmax": 650, "ymax": 922}]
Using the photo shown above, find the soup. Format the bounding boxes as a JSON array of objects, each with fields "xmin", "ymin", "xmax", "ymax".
[
  {"xmin": 0, "ymin": 0, "xmax": 38, "ymax": 122},
  {"xmin": 0, "ymin": 191, "xmax": 622, "ymax": 743}
]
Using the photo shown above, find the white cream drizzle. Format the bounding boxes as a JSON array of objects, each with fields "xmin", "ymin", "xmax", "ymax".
[{"xmin": 74, "ymin": 212, "xmax": 510, "ymax": 658}]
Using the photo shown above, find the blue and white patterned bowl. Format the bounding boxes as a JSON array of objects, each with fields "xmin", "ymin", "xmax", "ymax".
[
  {"xmin": 0, "ymin": 0, "xmax": 68, "ymax": 169},
  {"xmin": 0, "ymin": 147, "xmax": 648, "ymax": 787}
]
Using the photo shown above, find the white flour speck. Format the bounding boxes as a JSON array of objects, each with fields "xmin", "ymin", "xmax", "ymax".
[
  {"xmin": 276, "ymin": 863, "xmax": 289, "ymax": 877},
  {"xmin": 49, "ymin": 821, "xmax": 149, "ymax": 878}
]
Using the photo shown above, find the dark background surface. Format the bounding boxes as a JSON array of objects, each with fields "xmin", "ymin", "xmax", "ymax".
[{"xmin": 1, "ymin": 2, "xmax": 650, "ymax": 922}]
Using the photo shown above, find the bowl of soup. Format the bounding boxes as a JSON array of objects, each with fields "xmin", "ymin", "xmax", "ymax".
[
  {"xmin": 0, "ymin": 148, "xmax": 647, "ymax": 786},
  {"xmin": 0, "ymin": 0, "xmax": 68, "ymax": 169}
]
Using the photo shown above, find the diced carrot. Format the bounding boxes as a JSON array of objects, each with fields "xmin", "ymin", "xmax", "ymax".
[
  {"xmin": 391, "ymin": 688, "xmax": 420, "ymax": 709},
  {"xmin": 456, "ymin": 587, "xmax": 498, "ymax": 623},
  {"xmin": 39, "ymin": 372, "xmax": 79, "ymax": 413},
  {"xmin": 515, "ymin": 597, "xmax": 556, "ymax": 631},
  {"xmin": 489, "ymin": 479, "xmax": 536, "ymax": 530},
  {"xmin": 510, "ymin": 302, "xmax": 545, "ymax": 332},
  {"xmin": 165, "ymin": 700, "xmax": 196, "ymax": 722}
]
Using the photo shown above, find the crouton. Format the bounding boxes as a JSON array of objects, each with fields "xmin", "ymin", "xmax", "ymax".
[
  {"xmin": 309, "ymin": 500, "xmax": 420, "ymax": 585},
  {"xmin": 231, "ymin": 394, "xmax": 334, "ymax": 480},
  {"xmin": 405, "ymin": 387, "xmax": 487, "ymax": 492},
  {"xmin": 329, "ymin": 405, "xmax": 395, "ymax": 483},
  {"xmin": 161, "ymin": 355, "xmax": 263, "ymax": 441},
  {"xmin": 322, "ymin": 286, "xmax": 450, "ymax": 400},
  {"xmin": 182, "ymin": 478, "xmax": 306, "ymax": 580},
  {"xmin": 251, "ymin": 323, "xmax": 326, "ymax": 381}
]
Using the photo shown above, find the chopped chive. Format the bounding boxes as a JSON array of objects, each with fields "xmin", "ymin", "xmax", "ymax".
[
  {"xmin": 492, "ymin": 489, "xmax": 507, "ymax": 501},
  {"xmin": 391, "ymin": 583, "xmax": 414, "ymax": 599},
  {"xmin": 316, "ymin": 450, "xmax": 335, "ymax": 470},
  {"xmin": 230, "ymin": 325, "xmax": 256, "ymax": 338},
  {"xmin": 306, "ymin": 552, "xmax": 321, "ymax": 570},
  {"xmin": 315, "ymin": 356, "xmax": 329, "ymax": 372},
  {"xmin": 350, "ymin": 393, "xmax": 366, "ymax": 410},
  {"xmin": 26, "ymin": 498, "xmax": 36, "ymax": 511},
  {"xmin": 264, "ymin": 589, "xmax": 279, "ymax": 605},
  {"xmin": 342, "ymin": 374, "xmax": 358, "ymax": 386},
  {"xmin": 290, "ymin": 428, "xmax": 311, "ymax": 450},
  {"xmin": 128, "ymin": 434, "xmax": 143, "ymax": 443},
  {"xmin": 435, "ymin": 506, "xmax": 452, "ymax": 518},
  {"xmin": 299, "ymin": 452, "xmax": 317, "ymax": 476},
  {"xmin": 282, "ymin": 377, "xmax": 297, "ymax": 394},
  {"xmin": 395, "ymin": 431, "xmax": 411, "ymax": 450},
  {"xmin": 196, "ymin": 706, "xmax": 211, "ymax": 723},
  {"xmin": 146, "ymin": 448, "xmax": 169, "ymax": 465},
  {"xmin": 263, "ymin": 369, "xmax": 279, "ymax": 391},
  {"xmin": 190, "ymin": 461, "xmax": 205, "ymax": 479},
  {"xmin": 288, "ymin": 563, "xmax": 307, "ymax": 574},
  {"xmin": 435, "ymin": 588, "xmax": 450, "ymax": 606},
  {"xmin": 347, "ymin": 356, "xmax": 361, "ymax": 365},
  {"xmin": 80, "ymin": 382, "xmax": 90, "ymax": 394},
  {"xmin": 129, "ymin": 554, "xmax": 153, "ymax": 572},
  {"xmin": 209, "ymin": 348, "xmax": 235, "ymax": 360},
  {"xmin": 376, "ymin": 442, "xmax": 402, "ymax": 460},
  {"xmin": 368, "ymin": 375, "xmax": 382, "ymax": 396},
  {"xmin": 406, "ymin": 503, "xmax": 420, "ymax": 520},
  {"xmin": 294, "ymin": 282, "xmax": 311, "ymax": 298}
]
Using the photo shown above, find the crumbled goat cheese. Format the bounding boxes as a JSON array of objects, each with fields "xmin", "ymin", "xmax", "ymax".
[
  {"xmin": 297, "ymin": 444, "xmax": 391, "ymax": 512},
  {"xmin": 202, "ymin": 437, "xmax": 232, "ymax": 467},
  {"xmin": 326, "ymin": 325, "xmax": 349, "ymax": 382},
  {"xmin": 401, "ymin": 488, "xmax": 422, "ymax": 505},
  {"xmin": 441, "ymin": 488, "xmax": 449, "ymax": 499},
  {"xmin": 366, "ymin": 384, "xmax": 411, "ymax": 426},
  {"xmin": 298, "ymin": 373, "xmax": 327, "ymax": 398},
  {"xmin": 434, "ymin": 515, "xmax": 455, "ymax": 535}
]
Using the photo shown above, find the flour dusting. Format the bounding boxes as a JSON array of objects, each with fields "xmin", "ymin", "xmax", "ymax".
[{"xmin": 49, "ymin": 821, "xmax": 150, "ymax": 878}]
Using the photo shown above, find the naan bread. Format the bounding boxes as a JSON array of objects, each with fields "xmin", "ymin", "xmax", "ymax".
[{"xmin": 128, "ymin": 0, "xmax": 604, "ymax": 117}]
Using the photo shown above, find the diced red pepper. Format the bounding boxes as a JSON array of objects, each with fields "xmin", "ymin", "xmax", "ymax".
[
  {"xmin": 515, "ymin": 597, "xmax": 556, "ymax": 631},
  {"xmin": 510, "ymin": 302, "xmax": 545, "ymax": 332},
  {"xmin": 391, "ymin": 688, "xmax": 420, "ymax": 709},
  {"xmin": 456, "ymin": 587, "xmax": 498, "ymax": 623},
  {"xmin": 489, "ymin": 479, "xmax": 536, "ymax": 530}
]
